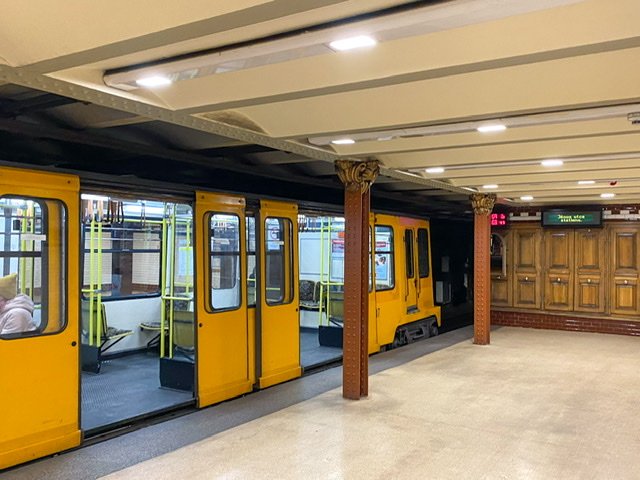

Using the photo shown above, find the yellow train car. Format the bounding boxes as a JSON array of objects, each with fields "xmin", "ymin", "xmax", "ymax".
[{"xmin": 0, "ymin": 166, "xmax": 441, "ymax": 470}]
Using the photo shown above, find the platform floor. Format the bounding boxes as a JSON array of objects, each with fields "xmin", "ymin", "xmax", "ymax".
[{"xmin": 4, "ymin": 326, "xmax": 640, "ymax": 479}]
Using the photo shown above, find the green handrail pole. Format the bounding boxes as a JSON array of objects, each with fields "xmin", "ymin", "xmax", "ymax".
[
  {"xmin": 88, "ymin": 219, "xmax": 95, "ymax": 346},
  {"xmin": 185, "ymin": 219, "xmax": 192, "ymax": 295},
  {"xmin": 29, "ymin": 202, "xmax": 35, "ymax": 298},
  {"xmin": 96, "ymin": 220, "xmax": 103, "ymax": 345},
  {"xmin": 169, "ymin": 205, "xmax": 177, "ymax": 359},
  {"xmin": 160, "ymin": 204, "xmax": 168, "ymax": 358},
  {"xmin": 19, "ymin": 208, "xmax": 27, "ymax": 294}
]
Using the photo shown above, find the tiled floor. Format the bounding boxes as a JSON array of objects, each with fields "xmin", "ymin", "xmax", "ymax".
[{"xmin": 100, "ymin": 327, "xmax": 640, "ymax": 480}]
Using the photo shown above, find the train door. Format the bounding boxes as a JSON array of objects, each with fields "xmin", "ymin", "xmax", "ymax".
[
  {"xmin": 80, "ymin": 196, "xmax": 195, "ymax": 431},
  {"xmin": 403, "ymin": 228, "xmax": 418, "ymax": 313},
  {"xmin": 257, "ymin": 201, "xmax": 301, "ymax": 388},
  {"xmin": 0, "ymin": 168, "xmax": 80, "ymax": 470},
  {"xmin": 195, "ymin": 192, "xmax": 252, "ymax": 407}
]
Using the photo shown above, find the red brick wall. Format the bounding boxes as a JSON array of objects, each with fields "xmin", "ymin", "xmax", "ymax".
[{"xmin": 491, "ymin": 310, "xmax": 640, "ymax": 336}]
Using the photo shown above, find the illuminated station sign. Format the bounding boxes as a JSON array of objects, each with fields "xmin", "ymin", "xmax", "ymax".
[
  {"xmin": 491, "ymin": 213, "xmax": 508, "ymax": 227},
  {"xmin": 542, "ymin": 210, "xmax": 602, "ymax": 227}
]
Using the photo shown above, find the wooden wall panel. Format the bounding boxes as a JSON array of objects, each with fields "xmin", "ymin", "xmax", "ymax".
[
  {"xmin": 544, "ymin": 230, "xmax": 574, "ymax": 311},
  {"xmin": 574, "ymin": 229, "xmax": 605, "ymax": 313},
  {"xmin": 610, "ymin": 227, "xmax": 639, "ymax": 316},
  {"xmin": 512, "ymin": 228, "xmax": 541, "ymax": 309}
]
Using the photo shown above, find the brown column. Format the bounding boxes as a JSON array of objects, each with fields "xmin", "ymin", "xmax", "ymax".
[
  {"xmin": 470, "ymin": 193, "xmax": 496, "ymax": 345},
  {"xmin": 335, "ymin": 159, "xmax": 379, "ymax": 399}
]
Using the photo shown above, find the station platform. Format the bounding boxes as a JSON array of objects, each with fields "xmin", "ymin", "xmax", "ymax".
[{"xmin": 4, "ymin": 325, "xmax": 639, "ymax": 480}]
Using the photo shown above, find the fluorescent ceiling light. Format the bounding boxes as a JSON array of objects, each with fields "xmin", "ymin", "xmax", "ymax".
[
  {"xmin": 135, "ymin": 75, "xmax": 172, "ymax": 87},
  {"xmin": 578, "ymin": 180, "xmax": 595, "ymax": 185},
  {"xmin": 107, "ymin": 2, "xmax": 576, "ymax": 91},
  {"xmin": 329, "ymin": 35, "xmax": 377, "ymax": 51},
  {"xmin": 482, "ymin": 184, "xmax": 498, "ymax": 189},
  {"xmin": 600, "ymin": 193, "xmax": 615, "ymax": 199},
  {"xmin": 331, "ymin": 138, "xmax": 355, "ymax": 145},
  {"xmin": 477, "ymin": 124, "xmax": 506, "ymax": 133},
  {"xmin": 520, "ymin": 195, "xmax": 534, "ymax": 201},
  {"xmin": 541, "ymin": 159, "xmax": 564, "ymax": 167},
  {"xmin": 425, "ymin": 167, "xmax": 445, "ymax": 174}
]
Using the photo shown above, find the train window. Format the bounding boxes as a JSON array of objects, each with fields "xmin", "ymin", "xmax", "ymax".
[
  {"xmin": 265, "ymin": 217, "xmax": 293, "ymax": 305},
  {"xmin": 417, "ymin": 228, "xmax": 430, "ymax": 278},
  {"xmin": 0, "ymin": 197, "xmax": 66, "ymax": 338},
  {"xmin": 209, "ymin": 213, "xmax": 241, "ymax": 311},
  {"xmin": 82, "ymin": 200, "xmax": 162, "ymax": 300},
  {"xmin": 246, "ymin": 216, "xmax": 256, "ymax": 307},
  {"xmin": 404, "ymin": 229, "xmax": 415, "ymax": 279},
  {"xmin": 374, "ymin": 225, "xmax": 395, "ymax": 291}
]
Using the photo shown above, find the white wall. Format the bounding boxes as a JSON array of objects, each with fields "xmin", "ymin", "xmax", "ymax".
[{"xmin": 102, "ymin": 296, "xmax": 162, "ymax": 353}]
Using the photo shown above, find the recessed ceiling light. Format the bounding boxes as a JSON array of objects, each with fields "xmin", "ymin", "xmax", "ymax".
[
  {"xmin": 600, "ymin": 193, "xmax": 615, "ymax": 199},
  {"xmin": 425, "ymin": 167, "xmax": 445, "ymax": 174},
  {"xmin": 329, "ymin": 35, "xmax": 377, "ymax": 51},
  {"xmin": 541, "ymin": 159, "xmax": 564, "ymax": 167},
  {"xmin": 520, "ymin": 195, "xmax": 534, "ymax": 201},
  {"xmin": 477, "ymin": 124, "xmax": 507, "ymax": 133},
  {"xmin": 578, "ymin": 180, "xmax": 595, "ymax": 185},
  {"xmin": 483, "ymin": 184, "xmax": 498, "ymax": 189},
  {"xmin": 135, "ymin": 75, "xmax": 172, "ymax": 87},
  {"xmin": 331, "ymin": 138, "xmax": 355, "ymax": 145}
]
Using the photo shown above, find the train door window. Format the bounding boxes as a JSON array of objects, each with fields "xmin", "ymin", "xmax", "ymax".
[
  {"xmin": 374, "ymin": 225, "xmax": 394, "ymax": 290},
  {"xmin": 0, "ymin": 197, "xmax": 66, "ymax": 337},
  {"xmin": 265, "ymin": 217, "xmax": 293, "ymax": 305},
  {"xmin": 246, "ymin": 216, "xmax": 256, "ymax": 307},
  {"xmin": 417, "ymin": 228, "xmax": 430, "ymax": 278},
  {"xmin": 208, "ymin": 213, "xmax": 241, "ymax": 311},
  {"xmin": 404, "ymin": 229, "xmax": 415, "ymax": 279}
]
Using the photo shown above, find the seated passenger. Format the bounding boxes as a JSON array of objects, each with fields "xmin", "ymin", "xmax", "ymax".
[{"xmin": 0, "ymin": 273, "xmax": 36, "ymax": 335}]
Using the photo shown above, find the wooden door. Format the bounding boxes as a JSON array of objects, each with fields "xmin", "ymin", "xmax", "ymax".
[
  {"xmin": 610, "ymin": 226, "xmax": 640, "ymax": 315},
  {"xmin": 512, "ymin": 228, "xmax": 541, "ymax": 308},
  {"xmin": 574, "ymin": 228, "xmax": 605, "ymax": 313},
  {"xmin": 544, "ymin": 230, "xmax": 574, "ymax": 311},
  {"xmin": 490, "ymin": 232, "xmax": 511, "ymax": 306}
]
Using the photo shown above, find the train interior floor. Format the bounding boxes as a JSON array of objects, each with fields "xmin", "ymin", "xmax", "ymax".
[
  {"xmin": 81, "ymin": 353, "xmax": 194, "ymax": 432},
  {"xmin": 300, "ymin": 328, "xmax": 342, "ymax": 369},
  {"xmin": 7, "ymin": 325, "xmax": 640, "ymax": 479}
]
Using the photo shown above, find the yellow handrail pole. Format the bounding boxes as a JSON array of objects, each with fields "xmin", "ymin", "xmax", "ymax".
[
  {"xmin": 88, "ymin": 218, "xmax": 95, "ymax": 346},
  {"xmin": 28, "ymin": 202, "xmax": 35, "ymax": 298},
  {"xmin": 96, "ymin": 220, "xmax": 103, "ymax": 345},
  {"xmin": 19, "ymin": 208, "xmax": 26, "ymax": 294},
  {"xmin": 159, "ymin": 205, "xmax": 168, "ymax": 357},
  {"xmin": 169, "ymin": 205, "xmax": 177, "ymax": 359},
  {"xmin": 185, "ymin": 219, "xmax": 192, "ymax": 295}
]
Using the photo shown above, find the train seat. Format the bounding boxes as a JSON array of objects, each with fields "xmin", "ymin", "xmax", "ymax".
[{"xmin": 81, "ymin": 302, "xmax": 133, "ymax": 373}]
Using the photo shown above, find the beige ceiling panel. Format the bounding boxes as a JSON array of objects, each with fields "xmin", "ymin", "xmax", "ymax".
[
  {"xmin": 0, "ymin": 1, "xmax": 280, "ymax": 66},
  {"xmin": 237, "ymin": 47, "xmax": 640, "ymax": 139},
  {"xmin": 381, "ymin": 132, "xmax": 640, "ymax": 169},
  {"xmin": 435, "ymin": 158, "xmax": 640, "ymax": 180},
  {"xmin": 73, "ymin": 0, "xmax": 638, "ymax": 112},
  {"xmin": 330, "ymin": 118, "xmax": 636, "ymax": 156}
]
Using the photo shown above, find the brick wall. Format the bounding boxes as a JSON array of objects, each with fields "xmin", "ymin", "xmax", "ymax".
[{"xmin": 491, "ymin": 310, "xmax": 640, "ymax": 336}]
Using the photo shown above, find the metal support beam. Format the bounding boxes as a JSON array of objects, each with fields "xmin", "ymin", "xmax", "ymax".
[
  {"xmin": 336, "ymin": 159, "xmax": 379, "ymax": 399},
  {"xmin": 470, "ymin": 193, "xmax": 496, "ymax": 345}
]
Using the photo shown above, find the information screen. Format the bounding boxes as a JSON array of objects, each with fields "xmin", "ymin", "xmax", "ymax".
[{"xmin": 542, "ymin": 210, "xmax": 602, "ymax": 227}]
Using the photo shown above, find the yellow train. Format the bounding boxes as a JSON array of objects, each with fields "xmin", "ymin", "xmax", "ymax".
[{"xmin": 0, "ymin": 166, "xmax": 440, "ymax": 469}]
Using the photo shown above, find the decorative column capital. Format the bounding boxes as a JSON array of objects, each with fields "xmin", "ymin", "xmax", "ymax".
[
  {"xmin": 335, "ymin": 159, "xmax": 380, "ymax": 193},
  {"xmin": 470, "ymin": 193, "xmax": 497, "ymax": 216}
]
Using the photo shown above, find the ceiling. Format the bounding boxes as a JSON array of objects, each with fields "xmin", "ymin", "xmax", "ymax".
[{"xmin": 0, "ymin": 0, "xmax": 639, "ymax": 217}]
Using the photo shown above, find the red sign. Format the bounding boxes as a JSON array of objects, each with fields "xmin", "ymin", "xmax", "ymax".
[{"xmin": 491, "ymin": 213, "xmax": 507, "ymax": 226}]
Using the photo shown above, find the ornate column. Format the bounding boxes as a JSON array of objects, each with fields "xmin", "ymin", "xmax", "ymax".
[
  {"xmin": 470, "ymin": 193, "xmax": 496, "ymax": 345},
  {"xmin": 335, "ymin": 159, "xmax": 379, "ymax": 399}
]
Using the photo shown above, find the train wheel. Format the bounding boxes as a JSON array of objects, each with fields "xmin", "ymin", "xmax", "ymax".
[{"xmin": 429, "ymin": 321, "xmax": 439, "ymax": 338}]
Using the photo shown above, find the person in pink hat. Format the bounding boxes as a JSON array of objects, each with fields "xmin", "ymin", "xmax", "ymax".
[{"xmin": 0, "ymin": 273, "xmax": 36, "ymax": 335}]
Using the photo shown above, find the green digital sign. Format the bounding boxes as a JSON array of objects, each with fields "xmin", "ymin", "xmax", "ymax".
[{"xmin": 542, "ymin": 211, "xmax": 602, "ymax": 227}]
